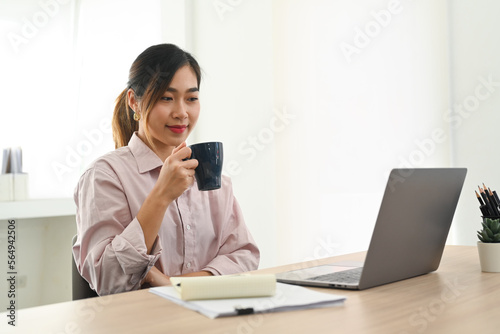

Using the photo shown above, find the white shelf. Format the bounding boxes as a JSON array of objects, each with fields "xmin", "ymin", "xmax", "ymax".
[{"xmin": 0, "ymin": 198, "xmax": 76, "ymax": 220}]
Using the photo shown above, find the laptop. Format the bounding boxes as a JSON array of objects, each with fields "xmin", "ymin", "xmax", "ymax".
[{"xmin": 276, "ymin": 168, "xmax": 467, "ymax": 290}]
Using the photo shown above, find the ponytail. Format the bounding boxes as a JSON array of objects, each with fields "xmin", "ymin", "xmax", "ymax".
[{"xmin": 112, "ymin": 88, "xmax": 137, "ymax": 148}]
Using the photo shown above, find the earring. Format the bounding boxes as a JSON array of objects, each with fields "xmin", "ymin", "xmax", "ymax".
[{"xmin": 133, "ymin": 112, "xmax": 141, "ymax": 121}]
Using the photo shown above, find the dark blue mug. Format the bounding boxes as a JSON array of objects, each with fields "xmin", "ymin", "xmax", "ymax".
[{"xmin": 189, "ymin": 142, "xmax": 223, "ymax": 191}]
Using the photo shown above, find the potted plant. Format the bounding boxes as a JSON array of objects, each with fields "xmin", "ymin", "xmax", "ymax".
[{"xmin": 477, "ymin": 218, "xmax": 500, "ymax": 272}]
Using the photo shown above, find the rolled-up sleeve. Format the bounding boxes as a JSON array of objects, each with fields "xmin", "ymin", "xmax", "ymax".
[{"xmin": 73, "ymin": 165, "xmax": 161, "ymax": 296}]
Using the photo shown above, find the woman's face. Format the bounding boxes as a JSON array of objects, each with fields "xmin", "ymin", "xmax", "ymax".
[{"xmin": 139, "ymin": 65, "xmax": 200, "ymax": 154}]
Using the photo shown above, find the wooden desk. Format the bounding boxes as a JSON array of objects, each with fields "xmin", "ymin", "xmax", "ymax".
[{"xmin": 2, "ymin": 245, "xmax": 499, "ymax": 334}]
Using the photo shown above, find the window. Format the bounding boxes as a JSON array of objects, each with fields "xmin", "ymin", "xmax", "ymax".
[{"xmin": 1, "ymin": 0, "xmax": 163, "ymax": 198}]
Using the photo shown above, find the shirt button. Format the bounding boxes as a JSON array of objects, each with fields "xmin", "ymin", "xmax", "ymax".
[
  {"xmin": 186, "ymin": 225, "xmax": 191, "ymax": 230},
  {"xmin": 186, "ymin": 262, "xmax": 191, "ymax": 268}
]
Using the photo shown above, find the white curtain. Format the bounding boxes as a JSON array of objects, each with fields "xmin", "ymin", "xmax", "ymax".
[{"xmin": 0, "ymin": 0, "xmax": 164, "ymax": 198}]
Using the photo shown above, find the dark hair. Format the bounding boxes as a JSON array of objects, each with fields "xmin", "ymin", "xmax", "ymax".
[{"xmin": 112, "ymin": 44, "xmax": 202, "ymax": 148}]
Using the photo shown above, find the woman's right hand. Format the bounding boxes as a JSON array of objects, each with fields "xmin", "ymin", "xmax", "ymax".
[
  {"xmin": 155, "ymin": 142, "xmax": 198, "ymax": 203},
  {"xmin": 137, "ymin": 142, "xmax": 198, "ymax": 254}
]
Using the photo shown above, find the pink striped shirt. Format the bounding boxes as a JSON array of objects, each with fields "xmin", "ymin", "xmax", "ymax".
[{"xmin": 72, "ymin": 133, "xmax": 259, "ymax": 296}]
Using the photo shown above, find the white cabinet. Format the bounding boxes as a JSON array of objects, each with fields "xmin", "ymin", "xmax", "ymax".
[
  {"xmin": 0, "ymin": 198, "xmax": 76, "ymax": 220},
  {"xmin": 0, "ymin": 199, "xmax": 76, "ymax": 309}
]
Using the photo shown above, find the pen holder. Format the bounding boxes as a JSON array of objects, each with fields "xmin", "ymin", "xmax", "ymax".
[{"xmin": 0, "ymin": 174, "xmax": 14, "ymax": 201}]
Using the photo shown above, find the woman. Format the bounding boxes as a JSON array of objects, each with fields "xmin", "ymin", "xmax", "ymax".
[{"xmin": 72, "ymin": 44, "xmax": 260, "ymax": 296}]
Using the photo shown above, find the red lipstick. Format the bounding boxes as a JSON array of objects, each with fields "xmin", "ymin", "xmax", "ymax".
[{"xmin": 167, "ymin": 125, "xmax": 187, "ymax": 134}]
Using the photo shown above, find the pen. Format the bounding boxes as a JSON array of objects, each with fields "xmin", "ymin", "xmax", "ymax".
[
  {"xmin": 479, "ymin": 186, "xmax": 496, "ymax": 217},
  {"xmin": 235, "ymin": 307, "xmax": 254, "ymax": 315},
  {"xmin": 480, "ymin": 205, "xmax": 489, "ymax": 216},
  {"xmin": 488, "ymin": 188, "xmax": 499, "ymax": 207},
  {"xmin": 483, "ymin": 183, "xmax": 494, "ymax": 205},
  {"xmin": 494, "ymin": 190, "xmax": 500, "ymax": 205},
  {"xmin": 476, "ymin": 190, "xmax": 485, "ymax": 206},
  {"xmin": 484, "ymin": 186, "xmax": 500, "ymax": 216}
]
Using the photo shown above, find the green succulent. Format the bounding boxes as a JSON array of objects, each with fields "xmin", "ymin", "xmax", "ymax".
[{"xmin": 477, "ymin": 218, "xmax": 500, "ymax": 243}]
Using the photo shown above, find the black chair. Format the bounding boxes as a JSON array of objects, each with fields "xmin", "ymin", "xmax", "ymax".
[{"xmin": 72, "ymin": 235, "xmax": 99, "ymax": 300}]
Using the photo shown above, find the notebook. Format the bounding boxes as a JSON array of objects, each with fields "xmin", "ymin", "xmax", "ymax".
[
  {"xmin": 276, "ymin": 168, "xmax": 467, "ymax": 290},
  {"xmin": 150, "ymin": 280, "xmax": 346, "ymax": 319},
  {"xmin": 169, "ymin": 274, "xmax": 276, "ymax": 300}
]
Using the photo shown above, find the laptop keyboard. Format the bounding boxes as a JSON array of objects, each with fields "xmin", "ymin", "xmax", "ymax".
[{"xmin": 308, "ymin": 267, "xmax": 363, "ymax": 284}]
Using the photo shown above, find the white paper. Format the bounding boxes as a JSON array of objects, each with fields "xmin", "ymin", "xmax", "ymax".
[
  {"xmin": 2, "ymin": 148, "xmax": 10, "ymax": 174},
  {"xmin": 150, "ymin": 282, "xmax": 346, "ymax": 319},
  {"xmin": 11, "ymin": 147, "xmax": 22, "ymax": 173}
]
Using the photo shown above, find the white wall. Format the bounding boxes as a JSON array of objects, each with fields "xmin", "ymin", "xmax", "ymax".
[
  {"xmin": 189, "ymin": 0, "xmax": 498, "ymax": 266},
  {"xmin": 188, "ymin": 0, "xmax": 278, "ymax": 269},
  {"xmin": 189, "ymin": 0, "xmax": 452, "ymax": 266},
  {"xmin": 448, "ymin": 0, "xmax": 500, "ymax": 245}
]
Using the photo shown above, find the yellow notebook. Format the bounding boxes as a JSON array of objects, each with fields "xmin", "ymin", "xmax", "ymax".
[{"xmin": 169, "ymin": 274, "xmax": 276, "ymax": 301}]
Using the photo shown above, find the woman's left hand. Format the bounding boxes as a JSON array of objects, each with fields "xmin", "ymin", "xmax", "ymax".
[
  {"xmin": 141, "ymin": 266, "xmax": 171, "ymax": 288},
  {"xmin": 141, "ymin": 267, "xmax": 215, "ymax": 289}
]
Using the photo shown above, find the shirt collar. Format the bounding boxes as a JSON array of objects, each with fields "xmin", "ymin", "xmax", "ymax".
[{"xmin": 128, "ymin": 132, "xmax": 163, "ymax": 173}]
